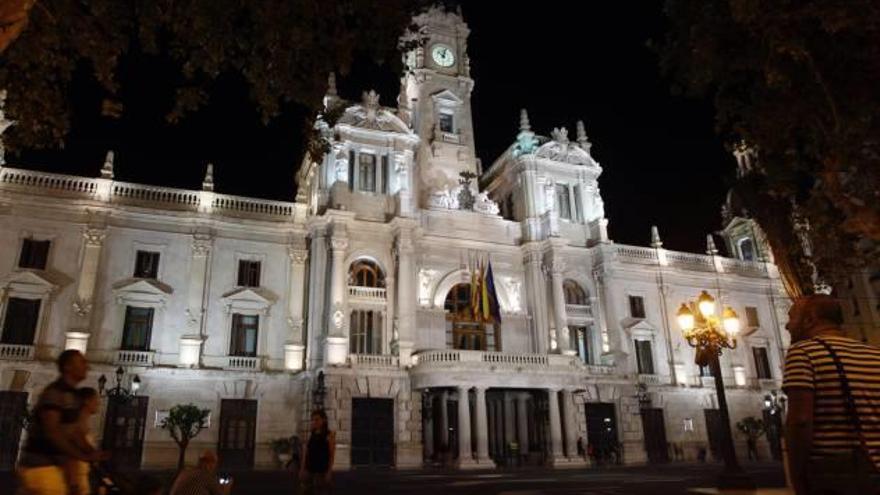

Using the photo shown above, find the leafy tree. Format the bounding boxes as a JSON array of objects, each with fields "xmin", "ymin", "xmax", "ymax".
[
  {"xmin": 0, "ymin": 0, "xmax": 447, "ymax": 153},
  {"xmin": 658, "ymin": 1, "xmax": 880, "ymax": 291},
  {"xmin": 735, "ymin": 416, "xmax": 765, "ymax": 442},
  {"xmin": 160, "ymin": 403, "xmax": 211, "ymax": 471}
]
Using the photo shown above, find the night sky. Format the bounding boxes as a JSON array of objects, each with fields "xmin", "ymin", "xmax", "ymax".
[{"xmin": 13, "ymin": 2, "xmax": 734, "ymax": 254}]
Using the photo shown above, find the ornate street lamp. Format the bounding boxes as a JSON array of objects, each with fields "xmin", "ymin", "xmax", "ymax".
[
  {"xmin": 676, "ymin": 291, "xmax": 754, "ymax": 489},
  {"xmin": 97, "ymin": 366, "xmax": 141, "ymax": 402}
]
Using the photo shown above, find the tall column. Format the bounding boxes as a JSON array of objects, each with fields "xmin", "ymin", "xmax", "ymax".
[
  {"xmin": 424, "ymin": 392, "xmax": 434, "ymax": 460},
  {"xmin": 516, "ymin": 393, "xmax": 530, "ymax": 455},
  {"xmin": 487, "ymin": 400, "xmax": 496, "ymax": 458},
  {"xmin": 547, "ymin": 257, "xmax": 572, "ymax": 354},
  {"xmin": 305, "ymin": 224, "xmax": 329, "ymax": 368},
  {"xmin": 493, "ymin": 399, "xmax": 504, "ymax": 458},
  {"xmin": 395, "ymin": 224, "xmax": 416, "ymax": 365},
  {"xmin": 562, "ymin": 389, "xmax": 578, "ymax": 458},
  {"xmin": 474, "ymin": 387, "xmax": 493, "ymax": 466},
  {"xmin": 440, "ymin": 390, "xmax": 449, "ymax": 449},
  {"xmin": 284, "ymin": 239, "xmax": 308, "ymax": 371},
  {"xmin": 547, "ymin": 389, "xmax": 565, "ymax": 462},
  {"xmin": 325, "ymin": 233, "xmax": 349, "ymax": 365},
  {"xmin": 503, "ymin": 393, "xmax": 516, "ymax": 451},
  {"xmin": 178, "ymin": 234, "xmax": 212, "ymax": 367},
  {"xmin": 522, "ymin": 244, "xmax": 550, "ymax": 353},
  {"xmin": 456, "ymin": 386, "xmax": 477, "ymax": 468},
  {"xmin": 67, "ymin": 226, "xmax": 107, "ymax": 353}
]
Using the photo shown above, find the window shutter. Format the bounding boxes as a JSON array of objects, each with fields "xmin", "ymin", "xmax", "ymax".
[
  {"xmin": 381, "ymin": 155, "xmax": 389, "ymax": 194},
  {"xmin": 348, "ymin": 150, "xmax": 355, "ymax": 191}
]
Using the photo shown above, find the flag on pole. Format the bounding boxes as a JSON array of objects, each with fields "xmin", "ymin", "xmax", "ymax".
[
  {"xmin": 470, "ymin": 252, "xmax": 480, "ymax": 319},
  {"xmin": 481, "ymin": 258, "xmax": 491, "ymax": 322},
  {"xmin": 485, "ymin": 259, "xmax": 502, "ymax": 323}
]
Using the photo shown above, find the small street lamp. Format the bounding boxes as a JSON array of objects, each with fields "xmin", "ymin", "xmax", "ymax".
[
  {"xmin": 97, "ymin": 366, "xmax": 140, "ymax": 402},
  {"xmin": 676, "ymin": 291, "xmax": 755, "ymax": 489}
]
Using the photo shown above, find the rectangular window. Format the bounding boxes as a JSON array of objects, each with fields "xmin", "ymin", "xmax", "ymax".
[
  {"xmin": 349, "ymin": 310, "xmax": 382, "ymax": 355},
  {"xmin": 753, "ymin": 347, "xmax": 772, "ymax": 379},
  {"xmin": 133, "ymin": 251, "xmax": 160, "ymax": 279},
  {"xmin": 381, "ymin": 155, "xmax": 389, "ymax": 194},
  {"xmin": 635, "ymin": 339, "xmax": 654, "ymax": 375},
  {"xmin": 230, "ymin": 314, "xmax": 258, "ymax": 357},
  {"xmin": 358, "ymin": 154, "xmax": 376, "ymax": 192},
  {"xmin": 439, "ymin": 112, "xmax": 454, "ymax": 133},
  {"xmin": 745, "ymin": 306, "xmax": 760, "ymax": 327},
  {"xmin": 348, "ymin": 150, "xmax": 356, "ymax": 190},
  {"xmin": 121, "ymin": 306, "xmax": 154, "ymax": 351},
  {"xmin": 629, "ymin": 295, "xmax": 646, "ymax": 319},
  {"xmin": 237, "ymin": 260, "xmax": 261, "ymax": 287},
  {"xmin": 572, "ymin": 186, "xmax": 582, "ymax": 222},
  {"xmin": 573, "ymin": 326, "xmax": 590, "ymax": 364},
  {"xmin": 19, "ymin": 239, "xmax": 50, "ymax": 270},
  {"xmin": 555, "ymin": 184, "xmax": 572, "ymax": 220},
  {"xmin": 1, "ymin": 298, "xmax": 41, "ymax": 345}
]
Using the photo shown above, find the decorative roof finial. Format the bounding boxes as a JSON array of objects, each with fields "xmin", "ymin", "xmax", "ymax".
[
  {"xmin": 650, "ymin": 225, "xmax": 663, "ymax": 248},
  {"xmin": 551, "ymin": 127, "xmax": 569, "ymax": 145},
  {"xmin": 202, "ymin": 163, "xmax": 214, "ymax": 192},
  {"xmin": 327, "ymin": 72, "xmax": 338, "ymax": 98},
  {"xmin": 519, "ymin": 109, "xmax": 531, "ymax": 132},
  {"xmin": 576, "ymin": 120, "xmax": 592, "ymax": 154},
  {"xmin": 706, "ymin": 234, "xmax": 718, "ymax": 255},
  {"xmin": 101, "ymin": 150, "xmax": 115, "ymax": 179}
]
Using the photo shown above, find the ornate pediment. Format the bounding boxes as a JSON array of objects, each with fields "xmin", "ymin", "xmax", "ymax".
[
  {"xmin": 1, "ymin": 270, "xmax": 64, "ymax": 297},
  {"xmin": 220, "ymin": 287, "xmax": 277, "ymax": 315},
  {"xmin": 431, "ymin": 89, "xmax": 464, "ymax": 106},
  {"xmin": 112, "ymin": 278, "xmax": 173, "ymax": 308},
  {"xmin": 534, "ymin": 134, "xmax": 595, "ymax": 166},
  {"xmin": 336, "ymin": 91, "xmax": 412, "ymax": 134}
]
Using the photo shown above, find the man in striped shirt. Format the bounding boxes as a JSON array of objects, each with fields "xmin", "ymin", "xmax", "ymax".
[{"xmin": 783, "ymin": 294, "xmax": 880, "ymax": 494}]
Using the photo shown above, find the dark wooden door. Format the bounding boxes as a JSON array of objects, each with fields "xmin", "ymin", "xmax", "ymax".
[
  {"xmin": 0, "ymin": 391, "xmax": 27, "ymax": 471},
  {"xmin": 585, "ymin": 403, "xmax": 618, "ymax": 456},
  {"xmin": 218, "ymin": 399, "xmax": 257, "ymax": 470},
  {"xmin": 102, "ymin": 395, "xmax": 149, "ymax": 470},
  {"xmin": 351, "ymin": 398, "xmax": 395, "ymax": 467},
  {"xmin": 641, "ymin": 408, "xmax": 669, "ymax": 463},
  {"xmin": 704, "ymin": 409, "xmax": 723, "ymax": 462}
]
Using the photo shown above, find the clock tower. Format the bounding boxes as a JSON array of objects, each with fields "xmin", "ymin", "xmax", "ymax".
[{"xmin": 400, "ymin": 7, "xmax": 479, "ymax": 208}]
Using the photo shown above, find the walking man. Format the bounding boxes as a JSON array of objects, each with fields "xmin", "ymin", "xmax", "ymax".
[
  {"xmin": 17, "ymin": 350, "xmax": 105, "ymax": 495},
  {"xmin": 783, "ymin": 294, "xmax": 880, "ymax": 494}
]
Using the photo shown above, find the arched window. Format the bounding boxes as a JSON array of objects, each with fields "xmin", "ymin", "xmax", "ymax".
[
  {"xmin": 349, "ymin": 259, "xmax": 385, "ymax": 288},
  {"xmin": 738, "ymin": 238, "xmax": 755, "ymax": 261},
  {"xmin": 444, "ymin": 283, "xmax": 494, "ymax": 351},
  {"xmin": 563, "ymin": 280, "xmax": 588, "ymax": 306}
]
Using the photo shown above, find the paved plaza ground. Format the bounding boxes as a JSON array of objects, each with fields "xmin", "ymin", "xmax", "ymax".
[{"xmin": 4, "ymin": 461, "xmax": 787, "ymax": 494}]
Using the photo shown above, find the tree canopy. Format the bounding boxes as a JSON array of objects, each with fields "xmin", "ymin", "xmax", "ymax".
[
  {"xmin": 0, "ymin": 0, "xmax": 442, "ymax": 153},
  {"xmin": 659, "ymin": 0, "xmax": 880, "ymax": 292}
]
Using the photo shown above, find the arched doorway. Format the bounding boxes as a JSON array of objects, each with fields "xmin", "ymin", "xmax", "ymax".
[{"xmin": 444, "ymin": 283, "xmax": 497, "ymax": 351}]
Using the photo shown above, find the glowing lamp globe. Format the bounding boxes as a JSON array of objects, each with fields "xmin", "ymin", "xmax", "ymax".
[
  {"xmin": 697, "ymin": 291, "xmax": 716, "ymax": 318},
  {"xmin": 722, "ymin": 306, "xmax": 741, "ymax": 336},
  {"xmin": 676, "ymin": 304, "xmax": 695, "ymax": 331}
]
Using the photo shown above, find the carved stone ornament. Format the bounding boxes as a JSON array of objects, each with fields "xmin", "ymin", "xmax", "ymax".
[
  {"xmin": 72, "ymin": 299, "xmax": 92, "ymax": 317},
  {"xmin": 82, "ymin": 228, "xmax": 106, "ymax": 247},
  {"xmin": 330, "ymin": 237, "xmax": 349, "ymax": 252},
  {"xmin": 332, "ymin": 308, "xmax": 345, "ymax": 330},
  {"xmin": 288, "ymin": 248, "xmax": 308, "ymax": 264},
  {"xmin": 192, "ymin": 235, "xmax": 212, "ymax": 256}
]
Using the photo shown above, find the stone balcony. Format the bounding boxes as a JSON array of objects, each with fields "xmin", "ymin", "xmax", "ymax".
[
  {"xmin": 347, "ymin": 286, "xmax": 387, "ymax": 302},
  {"xmin": 410, "ymin": 349, "xmax": 616, "ymax": 389},
  {"xmin": 599, "ymin": 244, "xmax": 771, "ymax": 278},
  {"xmin": 565, "ymin": 304, "xmax": 593, "ymax": 319},
  {"xmin": 0, "ymin": 343, "xmax": 35, "ymax": 361},
  {"xmin": 115, "ymin": 349, "xmax": 155, "ymax": 367},
  {"xmin": 224, "ymin": 355, "xmax": 262, "ymax": 371},
  {"xmin": 348, "ymin": 353, "xmax": 399, "ymax": 369}
]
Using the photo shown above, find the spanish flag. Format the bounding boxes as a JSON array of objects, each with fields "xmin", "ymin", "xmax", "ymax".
[{"xmin": 485, "ymin": 260, "xmax": 502, "ymax": 323}]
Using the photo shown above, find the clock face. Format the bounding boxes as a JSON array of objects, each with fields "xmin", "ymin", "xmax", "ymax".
[{"xmin": 431, "ymin": 44, "xmax": 456, "ymax": 68}]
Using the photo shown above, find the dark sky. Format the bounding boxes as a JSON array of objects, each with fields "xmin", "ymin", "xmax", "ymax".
[{"xmin": 14, "ymin": 2, "xmax": 734, "ymax": 254}]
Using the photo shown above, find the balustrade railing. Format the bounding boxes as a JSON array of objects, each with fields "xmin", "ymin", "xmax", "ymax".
[
  {"xmin": 0, "ymin": 344, "xmax": 35, "ymax": 361},
  {"xmin": 116, "ymin": 350, "xmax": 155, "ymax": 367},
  {"xmin": 225, "ymin": 356, "xmax": 260, "ymax": 371},
  {"xmin": 348, "ymin": 354, "xmax": 399, "ymax": 368},
  {"xmin": 721, "ymin": 258, "xmax": 767, "ymax": 277},
  {"xmin": 565, "ymin": 304, "xmax": 593, "ymax": 319},
  {"xmin": 348, "ymin": 286, "xmax": 387, "ymax": 300}
]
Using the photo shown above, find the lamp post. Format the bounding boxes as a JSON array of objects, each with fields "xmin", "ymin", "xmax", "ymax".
[
  {"xmin": 676, "ymin": 291, "xmax": 754, "ymax": 489},
  {"xmin": 97, "ymin": 366, "xmax": 141, "ymax": 402}
]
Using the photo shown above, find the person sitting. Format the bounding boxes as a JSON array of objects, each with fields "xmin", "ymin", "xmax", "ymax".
[{"xmin": 169, "ymin": 450, "xmax": 232, "ymax": 495}]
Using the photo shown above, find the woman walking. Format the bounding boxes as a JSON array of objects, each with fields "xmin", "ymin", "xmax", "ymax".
[{"xmin": 299, "ymin": 410, "xmax": 335, "ymax": 495}]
